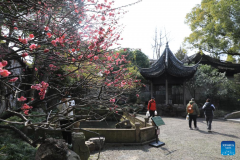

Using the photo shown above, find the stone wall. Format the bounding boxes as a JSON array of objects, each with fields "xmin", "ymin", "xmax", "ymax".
[
  {"xmin": 75, "ymin": 128, "xmax": 136, "ymax": 143},
  {"xmin": 140, "ymin": 126, "xmax": 156, "ymax": 143},
  {"xmin": 73, "ymin": 123, "xmax": 155, "ymax": 144}
]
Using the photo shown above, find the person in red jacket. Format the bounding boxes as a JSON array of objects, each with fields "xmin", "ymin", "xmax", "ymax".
[{"xmin": 147, "ymin": 97, "xmax": 156, "ymax": 117}]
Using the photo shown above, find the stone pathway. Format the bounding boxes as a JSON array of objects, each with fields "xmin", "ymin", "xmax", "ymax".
[{"xmin": 89, "ymin": 116, "xmax": 240, "ymax": 160}]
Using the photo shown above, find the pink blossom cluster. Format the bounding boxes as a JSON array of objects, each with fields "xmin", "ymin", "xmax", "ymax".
[
  {"xmin": 18, "ymin": 34, "xmax": 34, "ymax": 45},
  {"xmin": 21, "ymin": 103, "xmax": 33, "ymax": 115},
  {"xmin": 49, "ymin": 64, "xmax": 57, "ymax": 70},
  {"xmin": 31, "ymin": 81, "xmax": 49, "ymax": 100},
  {"xmin": 31, "ymin": 84, "xmax": 42, "ymax": 90},
  {"xmin": 120, "ymin": 81, "xmax": 126, "ymax": 87},
  {"xmin": 109, "ymin": 105, "xmax": 118, "ymax": 113},
  {"xmin": 8, "ymin": 77, "xmax": 18, "ymax": 82},
  {"xmin": 109, "ymin": 98, "xmax": 115, "ymax": 103},
  {"xmin": 22, "ymin": 52, "xmax": 28, "ymax": 57},
  {"xmin": 50, "ymin": 36, "xmax": 66, "ymax": 47},
  {"xmin": 0, "ymin": 60, "xmax": 11, "ymax": 77},
  {"xmin": 49, "ymin": 64, "xmax": 56, "ymax": 68},
  {"xmin": 29, "ymin": 44, "xmax": 37, "ymax": 50},
  {"xmin": 17, "ymin": 96, "xmax": 27, "ymax": 102},
  {"xmin": 47, "ymin": 32, "xmax": 52, "ymax": 38},
  {"xmin": 18, "ymin": 38, "xmax": 28, "ymax": 44}
]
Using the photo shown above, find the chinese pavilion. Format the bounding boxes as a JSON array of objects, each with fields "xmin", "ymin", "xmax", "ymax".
[{"xmin": 139, "ymin": 43, "xmax": 200, "ymax": 105}]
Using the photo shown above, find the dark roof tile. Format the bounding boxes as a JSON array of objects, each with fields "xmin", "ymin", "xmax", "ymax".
[{"xmin": 140, "ymin": 44, "xmax": 199, "ymax": 79}]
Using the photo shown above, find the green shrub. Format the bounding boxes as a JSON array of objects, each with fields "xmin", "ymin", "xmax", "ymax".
[
  {"xmin": 28, "ymin": 111, "xmax": 45, "ymax": 123},
  {"xmin": 0, "ymin": 131, "xmax": 36, "ymax": 160},
  {"xmin": 127, "ymin": 93, "xmax": 137, "ymax": 103},
  {"xmin": 214, "ymin": 110, "xmax": 229, "ymax": 118}
]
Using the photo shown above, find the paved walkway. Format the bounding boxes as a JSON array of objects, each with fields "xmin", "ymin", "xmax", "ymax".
[{"xmin": 90, "ymin": 116, "xmax": 240, "ymax": 160}]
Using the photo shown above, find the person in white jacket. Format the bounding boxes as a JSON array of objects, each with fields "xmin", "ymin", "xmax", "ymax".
[{"xmin": 57, "ymin": 96, "xmax": 75, "ymax": 145}]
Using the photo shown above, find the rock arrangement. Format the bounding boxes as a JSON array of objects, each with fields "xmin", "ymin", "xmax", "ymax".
[
  {"xmin": 85, "ymin": 137, "xmax": 105, "ymax": 153},
  {"xmin": 115, "ymin": 120, "xmax": 132, "ymax": 128},
  {"xmin": 85, "ymin": 141, "xmax": 95, "ymax": 153},
  {"xmin": 35, "ymin": 138, "xmax": 80, "ymax": 160},
  {"xmin": 35, "ymin": 135, "xmax": 106, "ymax": 159},
  {"xmin": 72, "ymin": 132, "xmax": 90, "ymax": 160}
]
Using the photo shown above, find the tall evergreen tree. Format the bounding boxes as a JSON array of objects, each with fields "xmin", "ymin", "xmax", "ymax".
[{"xmin": 175, "ymin": 47, "xmax": 187, "ymax": 61}]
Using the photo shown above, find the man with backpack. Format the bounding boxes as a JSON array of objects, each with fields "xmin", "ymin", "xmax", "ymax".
[
  {"xmin": 186, "ymin": 98, "xmax": 200, "ymax": 130},
  {"xmin": 202, "ymin": 98, "xmax": 215, "ymax": 132}
]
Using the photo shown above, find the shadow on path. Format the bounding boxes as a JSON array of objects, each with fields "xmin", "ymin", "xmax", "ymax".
[
  {"xmin": 160, "ymin": 146, "xmax": 177, "ymax": 155},
  {"xmin": 195, "ymin": 129, "xmax": 239, "ymax": 138},
  {"xmin": 210, "ymin": 131, "xmax": 240, "ymax": 139},
  {"xmin": 99, "ymin": 143, "xmax": 178, "ymax": 155}
]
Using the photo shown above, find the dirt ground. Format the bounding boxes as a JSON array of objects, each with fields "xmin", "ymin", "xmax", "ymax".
[{"xmin": 89, "ymin": 117, "xmax": 240, "ymax": 160}]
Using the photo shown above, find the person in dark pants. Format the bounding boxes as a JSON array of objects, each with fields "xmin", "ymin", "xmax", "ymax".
[
  {"xmin": 202, "ymin": 98, "xmax": 215, "ymax": 132},
  {"xmin": 147, "ymin": 97, "xmax": 156, "ymax": 118},
  {"xmin": 186, "ymin": 98, "xmax": 200, "ymax": 130},
  {"xmin": 59, "ymin": 120, "xmax": 72, "ymax": 144}
]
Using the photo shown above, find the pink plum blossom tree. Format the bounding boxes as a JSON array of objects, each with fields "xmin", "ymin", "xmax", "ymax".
[{"xmin": 0, "ymin": 0, "xmax": 143, "ymax": 147}]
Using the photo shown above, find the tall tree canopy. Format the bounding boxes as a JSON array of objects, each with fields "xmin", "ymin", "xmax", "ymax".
[
  {"xmin": 226, "ymin": 55, "xmax": 237, "ymax": 63},
  {"xmin": 185, "ymin": 64, "xmax": 230, "ymax": 101},
  {"xmin": 184, "ymin": 0, "xmax": 240, "ymax": 57},
  {"xmin": 116, "ymin": 48, "xmax": 149, "ymax": 68}
]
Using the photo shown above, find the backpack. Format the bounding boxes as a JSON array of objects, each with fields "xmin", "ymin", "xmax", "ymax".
[{"xmin": 187, "ymin": 104, "xmax": 194, "ymax": 114}]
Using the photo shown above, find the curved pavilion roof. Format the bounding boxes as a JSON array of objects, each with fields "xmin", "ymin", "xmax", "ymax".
[
  {"xmin": 139, "ymin": 43, "xmax": 199, "ymax": 83},
  {"xmin": 182, "ymin": 52, "xmax": 240, "ymax": 76}
]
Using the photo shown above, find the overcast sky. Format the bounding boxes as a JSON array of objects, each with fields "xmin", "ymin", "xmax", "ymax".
[{"xmin": 113, "ymin": 0, "xmax": 202, "ymax": 59}]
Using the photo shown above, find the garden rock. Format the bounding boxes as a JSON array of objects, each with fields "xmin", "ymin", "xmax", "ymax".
[
  {"xmin": 88, "ymin": 137, "xmax": 105, "ymax": 150},
  {"xmin": 115, "ymin": 120, "xmax": 132, "ymax": 129},
  {"xmin": 85, "ymin": 141, "xmax": 95, "ymax": 153},
  {"xmin": 72, "ymin": 132, "xmax": 90, "ymax": 160},
  {"xmin": 35, "ymin": 138, "xmax": 80, "ymax": 160}
]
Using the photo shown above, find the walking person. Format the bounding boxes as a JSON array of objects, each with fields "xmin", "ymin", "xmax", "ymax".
[
  {"xmin": 186, "ymin": 98, "xmax": 200, "ymax": 130},
  {"xmin": 147, "ymin": 97, "xmax": 156, "ymax": 118},
  {"xmin": 57, "ymin": 96, "xmax": 75, "ymax": 147},
  {"xmin": 202, "ymin": 98, "xmax": 215, "ymax": 132}
]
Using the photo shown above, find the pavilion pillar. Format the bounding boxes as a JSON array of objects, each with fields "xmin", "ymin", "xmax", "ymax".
[
  {"xmin": 165, "ymin": 79, "xmax": 168, "ymax": 104},
  {"xmin": 151, "ymin": 82, "xmax": 153, "ymax": 98},
  {"xmin": 183, "ymin": 82, "xmax": 186, "ymax": 106}
]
